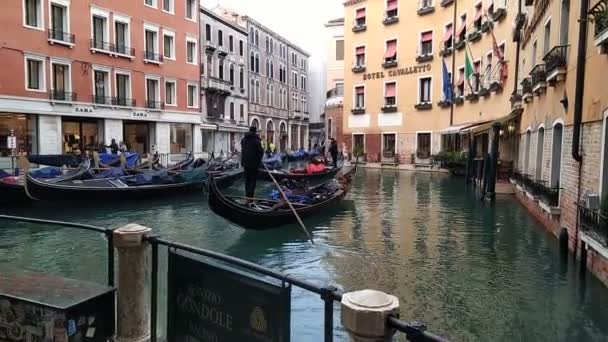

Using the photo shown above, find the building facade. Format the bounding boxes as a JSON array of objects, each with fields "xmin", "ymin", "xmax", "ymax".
[
  {"xmin": 324, "ymin": 17, "xmax": 345, "ymax": 149},
  {"xmin": 200, "ymin": 7, "xmax": 248, "ymax": 155},
  {"xmin": 342, "ymin": 0, "xmax": 517, "ymax": 164},
  {"xmin": 0, "ymin": 0, "xmax": 202, "ymax": 166},
  {"xmin": 513, "ymin": 0, "xmax": 608, "ymax": 286},
  {"xmin": 213, "ymin": 6, "xmax": 310, "ymax": 153}
]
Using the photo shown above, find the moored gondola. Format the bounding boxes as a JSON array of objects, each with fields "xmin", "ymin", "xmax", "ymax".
[
  {"xmin": 257, "ymin": 160, "xmax": 344, "ymax": 183},
  {"xmin": 208, "ymin": 164, "xmax": 357, "ymax": 230}
]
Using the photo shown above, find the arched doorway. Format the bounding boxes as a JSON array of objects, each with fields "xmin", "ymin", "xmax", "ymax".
[
  {"xmin": 551, "ymin": 123, "xmax": 563, "ymax": 188},
  {"xmin": 535, "ymin": 126, "xmax": 545, "ymax": 180},
  {"xmin": 251, "ymin": 118, "xmax": 260, "ymax": 131},
  {"xmin": 524, "ymin": 129, "xmax": 531, "ymax": 175},
  {"xmin": 279, "ymin": 122, "xmax": 287, "ymax": 152},
  {"xmin": 266, "ymin": 120, "xmax": 275, "ymax": 145}
]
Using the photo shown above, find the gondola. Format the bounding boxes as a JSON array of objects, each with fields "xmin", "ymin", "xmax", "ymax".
[
  {"xmin": 208, "ymin": 164, "xmax": 357, "ymax": 230},
  {"xmin": 257, "ymin": 160, "xmax": 344, "ymax": 183},
  {"xmin": 25, "ymin": 161, "xmax": 209, "ymax": 202}
]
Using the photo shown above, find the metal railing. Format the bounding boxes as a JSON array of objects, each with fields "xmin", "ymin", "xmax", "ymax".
[
  {"xmin": 588, "ymin": 0, "xmax": 608, "ymax": 37},
  {"xmin": 92, "ymin": 95, "xmax": 113, "ymax": 105},
  {"xmin": 543, "ymin": 45, "xmax": 568, "ymax": 75},
  {"xmin": 143, "ymin": 50, "xmax": 163, "ymax": 63},
  {"xmin": 578, "ymin": 204, "xmax": 608, "ymax": 246},
  {"xmin": 114, "ymin": 43, "xmax": 135, "ymax": 57},
  {"xmin": 0, "ymin": 214, "xmax": 449, "ymax": 342},
  {"xmin": 530, "ymin": 64, "xmax": 547, "ymax": 87},
  {"xmin": 49, "ymin": 90, "xmax": 77, "ymax": 102},
  {"xmin": 326, "ymin": 86, "xmax": 344, "ymax": 99},
  {"xmin": 534, "ymin": 181, "xmax": 560, "ymax": 207},
  {"xmin": 48, "ymin": 29, "xmax": 75, "ymax": 44},
  {"xmin": 113, "ymin": 97, "xmax": 136, "ymax": 107},
  {"xmin": 521, "ymin": 78, "xmax": 533, "ymax": 94},
  {"xmin": 145, "ymin": 100, "xmax": 164, "ymax": 110},
  {"xmin": 90, "ymin": 39, "xmax": 113, "ymax": 52}
]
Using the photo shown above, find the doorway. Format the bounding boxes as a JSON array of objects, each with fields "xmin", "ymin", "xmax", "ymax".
[
  {"xmin": 123, "ymin": 121, "xmax": 151, "ymax": 155},
  {"xmin": 416, "ymin": 132, "xmax": 431, "ymax": 160},
  {"xmin": 382, "ymin": 133, "xmax": 396, "ymax": 159},
  {"xmin": 551, "ymin": 123, "xmax": 563, "ymax": 188},
  {"xmin": 535, "ymin": 127, "xmax": 545, "ymax": 180},
  {"xmin": 62, "ymin": 118, "xmax": 101, "ymax": 153}
]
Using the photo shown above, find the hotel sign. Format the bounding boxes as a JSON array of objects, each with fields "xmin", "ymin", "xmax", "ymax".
[
  {"xmin": 343, "ymin": 0, "xmax": 365, "ymax": 6},
  {"xmin": 362, "ymin": 64, "xmax": 432, "ymax": 81},
  {"xmin": 167, "ymin": 250, "xmax": 291, "ymax": 342}
]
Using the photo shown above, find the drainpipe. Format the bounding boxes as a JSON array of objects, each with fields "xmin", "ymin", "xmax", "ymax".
[
  {"xmin": 572, "ymin": 0, "xmax": 589, "ymax": 163},
  {"xmin": 512, "ymin": 0, "xmax": 522, "ymax": 94},
  {"xmin": 449, "ymin": 0, "xmax": 458, "ymax": 126}
]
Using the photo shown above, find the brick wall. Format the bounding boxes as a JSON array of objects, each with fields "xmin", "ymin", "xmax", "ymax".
[
  {"xmin": 326, "ymin": 106, "xmax": 344, "ymax": 147},
  {"xmin": 366, "ymin": 134, "xmax": 382, "ymax": 162},
  {"xmin": 514, "ymin": 189, "xmax": 561, "ymax": 237},
  {"xmin": 397, "ymin": 134, "xmax": 416, "ymax": 164},
  {"xmin": 587, "ymin": 248, "xmax": 608, "ymax": 287}
]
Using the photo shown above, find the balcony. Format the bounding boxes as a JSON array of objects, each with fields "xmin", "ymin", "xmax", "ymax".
[
  {"xmin": 49, "ymin": 90, "xmax": 77, "ymax": 102},
  {"xmin": 535, "ymin": 181, "xmax": 561, "ymax": 214},
  {"xmin": 382, "ymin": 58, "xmax": 398, "ymax": 69},
  {"xmin": 352, "ymin": 65, "xmax": 366, "ymax": 73},
  {"xmin": 91, "ymin": 95, "xmax": 113, "ymax": 106},
  {"xmin": 381, "ymin": 105, "xmax": 398, "ymax": 113},
  {"xmin": 510, "ymin": 90, "xmax": 523, "ymax": 109},
  {"xmin": 90, "ymin": 39, "xmax": 113, "ymax": 55},
  {"xmin": 468, "ymin": 30, "xmax": 481, "ymax": 43},
  {"xmin": 114, "ymin": 44, "xmax": 135, "ymax": 59},
  {"xmin": 530, "ymin": 64, "xmax": 547, "ymax": 95},
  {"xmin": 454, "ymin": 38, "xmax": 466, "ymax": 51},
  {"xmin": 143, "ymin": 51, "xmax": 163, "ymax": 64},
  {"xmin": 351, "ymin": 108, "xmax": 365, "ymax": 115},
  {"xmin": 352, "ymin": 23, "xmax": 367, "ymax": 33},
  {"xmin": 466, "ymin": 92, "xmax": 479, "ymax": 101},
  {"xmin": 479, "ymin": 86, "xmax": 490, "ymax": 97},
  {"xmin": 543, "ymin": 45, "xmax": 568, "ymax": 85},
  {"xmin": 437, "ymin": 100, "xmax": 451, "ymax": 108},
  {"xmin": 491, "ymin": 7, "xmax": 507, "ymax": 22},
  {"xmin": 113, "ymin": 97, "xmax": 136, "ymax": 107},
  {"xmin": 414, "ymin": 102, "xmax": 432, "ymax": 110},
  {"xmin": 439, "ymin": 45, "xmax": 453, "ymax": 57},
  {"xmin": 203, "ymin": 77, "xmax": 232, "ymax": 94},
  {"xmin": 440, "ymin": 0, "xmax": 454, "ymax": 7},
  {"xmin": 204, "ymin": 40, "xmax": 217, "ymax": 53},
  {"xmin": 489, "ymin": 78, "xmax": 503, "ymax": 93},
  {"xmin": 417, "ymin": 0, "xmax": 435, "ymax": 16},
  {"xmin": 589, "ymin": 0, "xmax": 608, "ymax": 49},
  {"xmin": 416, "ymin": 53, "xmax": 433, "ymax": 63},
  {"xmin": 383, "ymin": 15, "xmax": 399, "ymax": 25},
  {"xmin": 481, "ymin": 21, "xmax": 492, "ymax": 33},
  {"xmin": 47, "ymin": 29, "xmax": 75, "ymax": 47},
  {"xmin": 145, "ymin": 100, "xmax": 164, "ymax": 110},
  {"xmin": 454, "ymin": 96, "xmax": 464, "ymax": 105},
  {"xmin": 521, "ymin": 78, "xmax": 533, "ymax": 102},
  {"xmin": 579, "ymin": 204, "xmax": 608, "ymax": 246},
  {"xmin": 326, "ymin": 87, "xmax": 344, "ymax": 108}
]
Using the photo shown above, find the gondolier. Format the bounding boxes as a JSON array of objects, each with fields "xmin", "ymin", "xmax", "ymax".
[
  {"xmin": 329, "ymin": 138, "xmax": 339, "ymax": 168},
  {"xmin": 241, "ymin": 126, "xmax": 264, "ymax": 200}
]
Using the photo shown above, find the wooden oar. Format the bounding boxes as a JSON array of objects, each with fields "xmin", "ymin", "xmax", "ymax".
[{"xmin": 262, "ymin": 163, "xmax": 314, "ymax": 244}]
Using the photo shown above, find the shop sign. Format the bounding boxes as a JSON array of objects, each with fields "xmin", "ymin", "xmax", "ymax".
[
  {"xmin": 363, "ymin": 64, "xmax": 432, "ymax": 81},
  {"xmin": 167, "ymin": 250, "xmax": 291, "ymax": 342},
  {"xmin": 7, "ymin": 136, "xmax": 17, "ymax": 149},
  {"xmin": 343, "ymin": 0, "xmax": 365, "ymax": 6},
  {"xmin": 74, "ymin": 107, "xmax": 94, "ymax": 113},
  {"xmin": 131, "ymin": 111, "xmax": 149, "ymax": 118}
]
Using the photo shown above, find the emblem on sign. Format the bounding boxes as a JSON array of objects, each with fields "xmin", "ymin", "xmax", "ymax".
[
  {"xmin": 249, "ymin": 307, "xmax": 267, "ymax": 333},
  {"xmin": 7, "ymin": 136, "xmax": 17, "ymax": 149}
]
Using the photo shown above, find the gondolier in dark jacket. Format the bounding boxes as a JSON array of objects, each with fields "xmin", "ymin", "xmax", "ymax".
[
  {"xmin": 241, "ymin": 126, "xmax": 264, "ymax": 200},
  {"xmin": 329, "ymin": 138, "xmax": 339, "ymax": 168}
]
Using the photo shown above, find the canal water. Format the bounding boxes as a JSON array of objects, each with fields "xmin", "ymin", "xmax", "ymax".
[{"xmin": 1, "ymin": 169, "xmax": 608, "ymax": 341}]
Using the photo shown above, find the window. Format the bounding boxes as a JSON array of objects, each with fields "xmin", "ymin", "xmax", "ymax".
[
  {"xmin": 144, "ymin": 25, "xmax": 159, "ymax": 60},
  {"xmin": 93, "ymin": 69, "xmax": 110, "ymax": 104},
  {"xmin": 355, "ymin": 46, "xmax": 366, "ymax": 66},
  {"xmin": 162, "ymin": 0, "xmax": 173, "ymax": 13},
  {"xmin": 250, "ymin": 52, "xmax": 255, "ymax": 70},
  {"xmin": 205, "ymin": 24, "xmax": 211, "ymax": 41},
  {"xmin": 536, "ymin": 127, "xmax": 545, "ymax": 180},
  {"xmin": 114, "ymin": 18, "xmax": 130, "ymax": 55},
  {"xmin": 473, "ymin": 60, "xmax": 481, "ymax": 92},
  {"xmin": 559, "ymin": 0, "xmax": 570, "ymax": 46},
  {"xmin": 255, "ymin": 54, "xmax": 260, "ymax": 73},
  {"xmin": 301, "ymin": 95, "xmax": 306, "ymax": 112},
  {"xmin": 485, "ymin": 52, "xmax": 493, "ymax": 87},
  {"xmin": 443, "ymin": 23, "xmax": 453, "ymax": 49},
  {"xmin": 240, "ymin": 104, "xmax": 244, "ymax": 120},
  {"xmin": 420, "ymin": 31, "xmax": 433, "ymax": 56},
  {"xmin": 146, "ymin": 77, "xmax": 160, "ymax": 108},
  {"xmin": 353, "ymin": 134, "xmax": 364, "ymax": 154},
  {"xmin": 355, "ymin": 7, "xmax": 366, "ymax": 27},
  {"xmin": 255, "ymin": 81, "xmax": 260, "ymax": 103},
  {"xmin": 543, "ymin": 19, "xmax": 551, "ymax": 56},
  {"xmin": 474, "ymin": 4, "xmax": 482, "ymax": 31},
  {"xmin": 355, "ymin": 86, "xmax": 365, "ymax": 108},
  {"xmin": 229, "ymin": 35, "xmax": 234, "ymax": 52},
  {"xmin": 163, "ymin": 31, "xmax": 175, "ymax": 59},
  {"xmin": 229, "ymin": 102, "xmax": 235, "ymax": 120},
  {"xmin": 255, "ymin": 30, "xmax": 259, "ymax": 46},
  {"xmin": 419, "ymin": 77, "xmax": 431, "ymax": 103},
  {"xmin": 229, "ymin": 64, "xmax": 235, "ymax": 85},
  {"xmin": 292, "ymin": 53, "xmax": 297, "ymax": 66},
  {"xmin": 50, "ymin": 1, "xmax": 69, "ymax": 42},
  {"xmin": 25, "ymin": 55, "xmax": 45, "ymax": 91},
  {"xmin": 385, "ymin": 82, "xmax": 396, "ymax": 106},
  {"xmin": 457, "ymin": 67, "xmax": 465, "ymax": 96},
  {"xmin": 24, "ymin": 0, "xmax": 43, "ymax": 29},
  {"xmin": 458, "ymin": 14, "xmax": 467, "ymax": 41},
  {"xmin": 144, "ymin": 0, "xmax": 156, "ymax": 7},
  {"xmin": 187, "ymin": 84, "xmax": 198, "ymax": 108},
  {"xmin": 265, "ymin": 59, "xmax": 270, "ymax": 78},
  {"xmin": 218, "ymin": 30, "xmax": 224, "ymax": 47},
  {"xmin": 0, "ymin": 114, "xmax": 37, "ymax": 157},
  {"xmin": 165, "ymin": 80, "xmax": 176, "ymax": 106},
  {"xmin": 219, "ymin": 60, "xmax": 224, "ymax": 79},
  {"xmin": 270, "ymin": 38, "xmax": 274, "ymax": 54},
  {"xmin": 206, "ymin": 55, "xmax": 213, "ymax": 77},
  {"xmin": 270, "ymin": 85, "xmax": 274, "ymax": 106},
  {"xmin": 532, "ymin": 40, "xmax": 537, "ymax": 64},
  {"xmin": 384, "ymin": 39, "xmax": 397, "ymax": 63},
  {"xmin": 292, "ymin": 92, "xmax": 298, "ymax": 111},
  {"xmin": 50, "ymin": 60, "xmax": 70, "ymax": 100},
  {"xmin": 186, "ymin": 38, "xmax": 197, "ymax": 64},
  {"xmin": 420, "ymin": 0, "xmax": 432, "ymax": 9},
  {"xmin": 115, "ymin": 73, "xmax": 131, "ymax": 106},
  {"xmin": 551, "ymin": 123, "xmax": 563, "ymax": 188},
  {"xmin": 185, "ymin": 0, "xmax": 196, "ymax": 21},
  {"xmin": 239, "ymin": 40, "xmax": 244, "ymax": 56},
  {"xmin": 417, "ymin": 133, "xmax": 432, "ymax": 159},
  {"xmin": 270, "ymin": 61, "xmax": 274, "ymax": 79},
  {"xmin": 265, "ymin": 37, "xmax": 269, "ymax": 52},
  {"xmin": 336, "ymin": 40, "xmax": 344, "ymax": 61},
  {"xmin": 301, "ymin": 75, "xmax": 306, "ymax": 91},
  {"xmin": 92, "ymin": 11, "xmax": 109, "ymax": 50},
  {"xmin": 292, "ymin": 72, "xmax": 298, "ymax": 87},
  {"xmin": 170, "ymin": 124, "xmax": 193, "ymax": 153},
  {"xmin": 250, "ymin": 79, "xmax": 255, "ymax": 101},
  {"xmin": 239, "ymin": 67, "xmax": 244, "ymax": 89},
  {"xmin": 386, "ymin": 0, "xmax": 398, "ymax": 18}
]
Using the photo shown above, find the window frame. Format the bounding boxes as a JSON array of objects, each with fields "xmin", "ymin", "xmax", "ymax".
[
  {"xmin": 384, "ymin": 38, "xmax": 399, "ymax": 63},
  {"xmin": 164, "ymin": 78, "xmax": 177, "ymax": 107},
  {"xmin": 418, "ymin": 76, "xmax": 432, "ymax": 104},
  {"xmin": 419, "ymin": 30, "xmax": 434, "ymax": 56},
  {"xmin": 144, "ymin": 0, "xmax": 158, "ymax": 10},
  {"xmin": 543, "ymin": 17, "xmax": 552, "ymax": 56},
  {"xmin": 187, "ymin": 82, "xmax": 198, "ymax": 108},
  {"xmin": 384, "ymin": 80, "xmax": 397, "ymax": 107},
  {"xmin": 91, "ymin": 64, "xmax": 112, "ymax": 103},
  {"xmin": 353, "ymin": 84, "xmax": 366, "ymax": 109},
  {"xmin": 186, "ymin": 36, "xmax": 198, "ymax": 65},
  {"xmin": 49, "ymin": 57, "xmax": 72, "ymax": 95},
  {"xmin": 48, "ymin": 0, "xmax": 71, "ymax": 39},
  {"xmin": 162, "ymin": 29, "xmax": 176, "ymax": 60},
  {"xmin": 143, "ymin": 22, "xmax": 160, "ymax": 58},
  {"xmin": 385, "ymin": 0, "xmax": 399, "ymax": 19},
  {"xmin": 23, "ymin": 0, "xmax": 44, "ymax": 30},
  {"xmin": 301, "ymin": 75, "xmax": 307, "ymax": 91},
  {"xmin": 185, "ymin": 0, "xmax": 197, "ymax": 22},
  {"xmin": 91, "ymin": 7, "xmax": 111, "ymax": 51},
  {"xmin": 24, "ymin": 54, "xmax": 46, "ymax": 92},
  {"xmin": 354, "ymin": 6, "xmax": 367, "ymax": 26},
  {"xmin": 239, "ymin": 40, "xmax": 244, "ymax": 56},
  {"xmin": 162, "ymin": 0, "xmax": 174, "ymax": 14},
  {"xmin": 113, "ymin": 14, "xmax": 132, "ymax": 57},
  {"xmin": 335, "ymin": 39, "xmax": 345, "ymax": 61},
  {"xmin": 144, "ymin": 74, "xmax": 161, "ymax": 106},
  {"xmin": 354, "ymin": 44, "xmax": 366, "ymax": 67},
  {"xmin": 114, "ymin": 69, "xmax": 132, "ymax": 104}
]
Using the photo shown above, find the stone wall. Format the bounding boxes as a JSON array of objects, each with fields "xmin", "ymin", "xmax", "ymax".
[
  {"xmin": 514, "ymin": 188, "xmax": 561, "ymax": 237},
  {"xmin": 542, "ymin": 128, "xmax": 553, "ymax": 182}
]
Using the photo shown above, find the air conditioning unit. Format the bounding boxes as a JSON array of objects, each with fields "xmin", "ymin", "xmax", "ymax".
[{"xmin": 585, "ymin": 193, "xmax": 600, "ymax": 211}]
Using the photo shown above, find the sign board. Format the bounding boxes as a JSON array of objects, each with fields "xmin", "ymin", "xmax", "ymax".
[
  {"xmin": 167, "ymin": 250, "xmax": 291, "ymax": 342},
  {"xmin": 7, "ymin": 136, "xmax": 16, "ymax": 149}
]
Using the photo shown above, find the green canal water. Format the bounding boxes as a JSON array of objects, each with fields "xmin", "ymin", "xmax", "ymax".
[{"xmin": 1, "ymin": 169, "xmax": 608, "ymax": 341}]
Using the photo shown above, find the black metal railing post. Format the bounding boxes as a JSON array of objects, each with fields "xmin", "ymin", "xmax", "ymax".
[
  {"xmin": 107, "ymin": 229, "xmax": 115, "ymax": 286},
  {"xmin": 321, "ymin": 286, "xmax": 338, "ymax": 342},
  {"xmin": 149, "ymin": 236, "xmax": 159, "ymax": 342}
]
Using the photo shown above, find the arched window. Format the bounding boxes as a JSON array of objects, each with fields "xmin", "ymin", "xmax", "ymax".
[
  {"xmin": 266, "ymin": 84, "xmax": 270, "ymax": 105},
  {"xmin": 206, "ymin": 55, "xmax": 213, "ymax": 77},
  {"xmin": 255, "ymin": 30, "xmax": 259, "ymax": 46},
  {"xmin": 255, "ymin": 81, "xmax": 260, "ymax": 104},
  {"xmin": 301, "ymin": 95, "xmax": 306, "ymax": 112},
  {"xmin": 535, "ymin": 126, "xmax": 545, "ymax": 180},
  {"xmin": 250, "ymin": 79, "xmax": 255, "ymax": 102},
  {"xmin": 270, "ymin": 61, "xmax": 274, "ymax": 79},
  {"xmin": 218, "ymin": 60, "xmax": 224, "ymax": 79},
  {"xmin": 239, "ymin": 66, "xmax": 244, "ymax": 89},
  {"xmin": 265, "ymin": 37, "xmax": 269, "ymax": 51},
  {"xmin": 270, "ymin": 38, "xmax": 274, "ymax": 54},
  {"xmin": 250, "ymin": 52, "xmax": 254, "ymax": 70},
  {"xmin": 229, "ymin": 64, "xmax": 234, "ymax": 85},
  {"xmin": 255, "ymin": 54, "xmax": 260, "ymax": 73},
  {"xmin": 270, "ymin": 85, "xmax": 274, "ymax": 106},
  {"xmin": 266, "ymin": 59, "xmax": 270, "ymax": 77},
  {"xmin": 266, "ymin": 120, "xmax": 275, "ymax": 144},
  {"xmin": 251, "ymin": 118, "xmax": 260, "ymax": 130},
  {"xmin": 249, "ymin": 27, "xmax": 254, "ymax": 40}
]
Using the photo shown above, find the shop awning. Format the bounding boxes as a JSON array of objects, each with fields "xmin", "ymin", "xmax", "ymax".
[
  {"xmin": 441, "ymin": 121, "xmax": 491, "ymax": 134},
  {"xmin": 200, "ymin": 124, "xmax": 219, "ymax": 130},
  {"xmin": 470, "ymin": 110, "xmax": 522, "ymax": 134}
]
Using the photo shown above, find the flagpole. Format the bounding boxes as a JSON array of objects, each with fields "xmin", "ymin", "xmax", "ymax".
[{"xmin": 449, "ymin": 0, "xmax": 458, "ymax": 126}]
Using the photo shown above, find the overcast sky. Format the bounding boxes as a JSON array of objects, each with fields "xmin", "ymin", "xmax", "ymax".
[{"xmin": 205, "ymin": 0, "xmax": 344, "ymax": 58}]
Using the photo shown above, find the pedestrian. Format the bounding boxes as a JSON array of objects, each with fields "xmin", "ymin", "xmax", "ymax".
[
  {"xmin": 320, "ymin": 141, "xmax": 326, "ymax": 156},
  {"xmin": 118, "ymin": 141, "xmax": 128, "ymax": 153},
  {"xmin": 107, "ymin": 139, "xmax": 119, "ymax": 154},
  {"xmin": 241, "ymin": 126, "xmax": 264, "ymax": 201},
  {"xmin": 329, "ymin": 138, "xmax": 339, "ymax": 168}
]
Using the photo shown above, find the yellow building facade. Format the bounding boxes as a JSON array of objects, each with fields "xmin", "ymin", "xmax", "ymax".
[{"xmin": 342, "ymin": 0, "xmax": 519, "ymax": 164}]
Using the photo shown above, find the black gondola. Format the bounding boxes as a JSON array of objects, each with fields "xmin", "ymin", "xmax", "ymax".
[
  {"xmin": 208, "ymin": 164, "xmax": 357, "ymax": 230},
  {"xmin": 257, "ymin": 160, "xmax": 344, "ymax": 183}
]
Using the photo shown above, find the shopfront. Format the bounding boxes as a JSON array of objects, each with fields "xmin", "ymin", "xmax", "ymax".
[
  {"xmin": 0, "ymin": 113, "xmax": 37, "ymax": 168},
  {"xmin": 62, "ymin": 117, "xmax": 102, "ymax": 154},
  {"xmin": 124, "ymin": 121, "xmax": 153, "ymax": 155},
  {"xmin": 170, "ymin": 123, "xmax": 193, "ymax": 154}
]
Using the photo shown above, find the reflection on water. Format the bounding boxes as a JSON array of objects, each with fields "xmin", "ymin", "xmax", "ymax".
[{"xmin": 2, "ymin": 169, "xmax": 608, "ymax": 341}]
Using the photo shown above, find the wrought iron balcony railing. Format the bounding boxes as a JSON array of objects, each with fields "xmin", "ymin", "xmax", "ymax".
[
  {"xmin": 91, "ymin": 95, "xmax": 113, "ymax": 105},
  {"xmin": 326, "ymin": 87, "xmax": 344, "ymax": 99},
  {"xmin": 113, "ymin": 97, "xmax": 136, "ymax": 107},
  {"xmin": 144, "ymin": 50, "xmax": 163, "ymax": 63},
  {"xmin": 49, "ymin": 90, "xmax": 77, "ymax": 102},
  {"xmin": 48, "ymin": 29, "xmax": 75, "ymax": 44},
  {"xmin": 90, "ymin": 39, "xmax": 112, "ymax": 52},
  {"xmin": 579, "ymin": 204, "xmax": 608, "ymax": 246},
  {"xmin": 533, "ymin": 180, "xmax": 560, "ymax": 207},
  {"xmin": 530, "ymin": 64, "xmax": 547, "ymax": 87},
  {"xmin": 114, "ymin": 44, "xmax": 135, "ymax": 57},
  {"xmin": 145, "ymin": 100, "xmax": 164, "ymax": 109},
  {"xmin": 521, "ymin": 78, "xmax": 533, "ymax": 94},
  {"xmin": 543, "ymin": 45, "xmax": 568, "ymax": 75},
  {"xmin": 588, "ymin": 0, "xmax": 608, "ymax": 38}
]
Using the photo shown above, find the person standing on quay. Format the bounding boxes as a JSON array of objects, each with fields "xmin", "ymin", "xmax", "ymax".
[
  {"xmin": 241, "ymin": 126, "xmax": 264, "ymax": 201},
  {"xmin": 329, "ymin": 138, "xmax": 339, "ymax": 168}
]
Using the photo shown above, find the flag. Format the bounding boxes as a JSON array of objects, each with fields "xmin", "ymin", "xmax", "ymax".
[
  {"xmin": 490, "ymin": 29, "xmax": 508, "ymax": 87},
  {"xmin": 442, "ymin": 58, "xmax": 453, "ymax": 103},
  {"xmin": 465, "ymin": 49, "xmax": 475, "ymax": 91}
]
